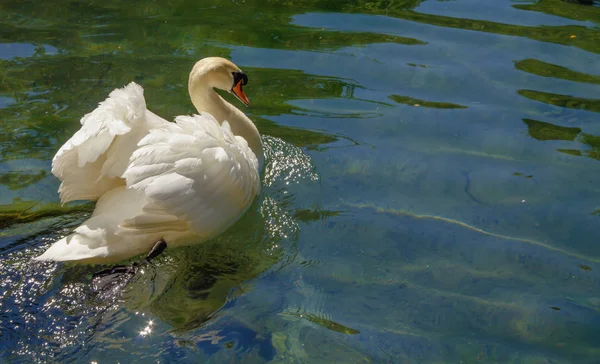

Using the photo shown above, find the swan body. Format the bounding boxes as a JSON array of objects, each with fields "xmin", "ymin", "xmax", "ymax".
[{"xmin": 35, "ymin": 57, "xmax": 262, "ymax": 264}]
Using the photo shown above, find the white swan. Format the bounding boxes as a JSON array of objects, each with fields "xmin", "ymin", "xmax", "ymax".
[{"xmin": 34, "ymin": 57, "xmax": 263, "ymax": 264}]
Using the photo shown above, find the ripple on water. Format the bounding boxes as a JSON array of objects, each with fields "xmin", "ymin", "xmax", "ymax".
[{"xmin": 2, "ymin": 0, "xmax": 600, "ymax": 361}]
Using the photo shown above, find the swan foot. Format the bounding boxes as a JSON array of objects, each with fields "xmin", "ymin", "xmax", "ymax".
[
  {"xmin": 92, "ymin": 263, "xmax": 139, "ymax": 278},
  {"xmin": 144, "ymin": 238, "xmax": 167, "ymax": 263},
  {"xmin": 91, "ymin": 239, "xmax": 168, "ymax": 296},
  {"xmin": 92, "ymin": 239, "xmax": 168, "ymax": 279}
]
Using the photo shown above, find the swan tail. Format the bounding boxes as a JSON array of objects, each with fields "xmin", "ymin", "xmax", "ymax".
[{"xmin": 33, "ymin": 233, "xmax": 110, "ymax": 263}]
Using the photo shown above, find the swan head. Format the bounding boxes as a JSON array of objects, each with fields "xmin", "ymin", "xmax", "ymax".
[{"xmin": 189, "ymin": 57, "xmax": 250, "ymax": 106}]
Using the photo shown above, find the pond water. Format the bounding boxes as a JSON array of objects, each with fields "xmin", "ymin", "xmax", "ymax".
[{"xmin": 1, "ymin": 0, "xmax": 600, "ymax": 362}]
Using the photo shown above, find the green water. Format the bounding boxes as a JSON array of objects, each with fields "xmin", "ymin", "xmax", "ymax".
[{"xmin": 1, "ymin": 0, "xmax": 600, "ymax": 362}]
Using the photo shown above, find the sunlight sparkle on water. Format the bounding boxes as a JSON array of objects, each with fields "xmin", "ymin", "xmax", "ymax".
[{"xmin": 139, "ymin": 320, "xmax": 154, "ymax": 337}]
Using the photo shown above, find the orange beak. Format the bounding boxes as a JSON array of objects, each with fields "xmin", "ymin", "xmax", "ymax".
[{"xmin": 232, "ymin": 80, "xmax": 250, "ymax": 106}]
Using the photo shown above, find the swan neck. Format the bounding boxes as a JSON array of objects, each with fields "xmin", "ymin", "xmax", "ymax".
[{"xmin": 189, "ymin": 81, "xmax": 264, "ymax": 169}]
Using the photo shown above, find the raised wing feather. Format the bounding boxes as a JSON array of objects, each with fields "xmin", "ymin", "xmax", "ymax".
[
  {"xmin": 52, "ymin": 82, "xmax": 162, "ymax": 203},
  {"xmin": 122, "ymin": 112, "xmax": 260, "ymax": 239}
]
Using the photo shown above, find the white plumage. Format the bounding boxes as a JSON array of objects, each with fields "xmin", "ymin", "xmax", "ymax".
[{"xmin": 35, "ymin": 57, "xmax": 262, "ymax": 264}]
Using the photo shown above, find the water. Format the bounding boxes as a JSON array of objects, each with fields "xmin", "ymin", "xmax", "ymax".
[{"xmin": 1, "ymin": 0, "xmax": 600, "ymax": 362}]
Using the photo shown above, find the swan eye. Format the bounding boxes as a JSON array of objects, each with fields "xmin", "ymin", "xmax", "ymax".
[{"xmin": 232, "ymin": 71, "xmax": 248, "ymax": 86}]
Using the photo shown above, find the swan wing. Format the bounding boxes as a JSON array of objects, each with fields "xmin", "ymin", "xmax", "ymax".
[
  {"xmin": 121, "ymin": 112, "xmax": 260, "ymax": 239},
  {"xmin": 52, "ymin": 82, "xmax": 165, "ymax": 203}
]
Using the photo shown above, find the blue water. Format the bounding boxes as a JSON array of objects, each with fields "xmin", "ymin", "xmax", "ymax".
[{"xmin": 1, "ymin": 0, "xmax": 600, "ymax": 362}]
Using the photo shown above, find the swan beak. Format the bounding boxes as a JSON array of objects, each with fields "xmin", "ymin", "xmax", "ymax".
[{"xmin": 231, "ymin": 81, "xmax": 250, "ymax": 107}]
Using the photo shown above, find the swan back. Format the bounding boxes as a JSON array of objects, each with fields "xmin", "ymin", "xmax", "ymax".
[
  {"xmin": 52, "ymin": 83, "xmax": 167, "ymax": 203},
  {"xmin": 122, "ymin": 112, "xmax": 260, "ymax": 239}
]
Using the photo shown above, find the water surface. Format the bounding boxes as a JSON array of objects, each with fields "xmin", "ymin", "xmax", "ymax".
[{"xmin": 1, "ymin": 0, "xmax": 600, "ymax": 362}]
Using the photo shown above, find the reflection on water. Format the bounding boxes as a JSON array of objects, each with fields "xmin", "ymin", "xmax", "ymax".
[
  {"xmin": 523, "ymin": 118, "xmax": 600, "ymax": 161},
  {"xmin": 281, "ymin": 309, "xmax": 360, "ymax": 335},
  {"xmin": 524, "ymin": 118, "xmax": 581, "ymax": 141},
  {"xmin": 0, "ymin": 43, "xmax": 58, "ymax": 60},
  {"xmin": 515, "ymin": 58, "xmax": 600, "ymax": 85},
  {"xmin": 390, "ymin": 94, "xmax": 468, "ymax": 109},
  {"xmin": 2, "ymin": 0, "xmax": 600, "ymax": 362},
  {"xmin": 519, "ymin": 89, "xmax": 600, "ymax": 113},
  {"xmin": 514, "ymin": 0, "xmax": 600, "ymax": 23},
  {"xmin": 0, "ymin": 170, "xmax": 47, "ymax": 190}
]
